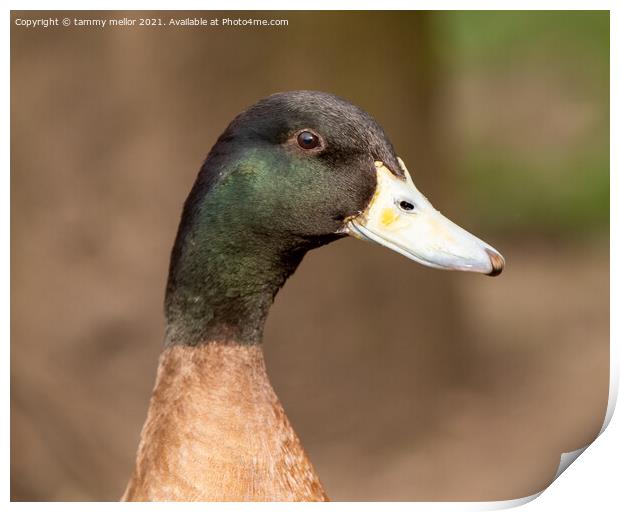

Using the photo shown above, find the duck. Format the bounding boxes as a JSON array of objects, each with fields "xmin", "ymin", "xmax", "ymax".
[{"xmin": 121, "ymin": 90, "xmax": 505, "ymax": 502}]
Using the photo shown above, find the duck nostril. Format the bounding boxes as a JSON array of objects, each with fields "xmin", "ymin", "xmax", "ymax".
[
  {"xmin": 485, "ymin": 248, "xmax": 505, "ymax": 277},
  {"xmin": 398, "ymin": 200, "xmax": 415, "ymax": 212}
]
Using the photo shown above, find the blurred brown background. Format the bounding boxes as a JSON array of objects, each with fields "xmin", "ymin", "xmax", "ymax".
[{"xmin": 11, "ymin": 11, "xmax": 609, "ymax": 501}]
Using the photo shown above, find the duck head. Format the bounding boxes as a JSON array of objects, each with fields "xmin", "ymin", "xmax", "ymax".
[{"xmin": 165, "ymin": 91, "xmax": 504, "ymax": 345}]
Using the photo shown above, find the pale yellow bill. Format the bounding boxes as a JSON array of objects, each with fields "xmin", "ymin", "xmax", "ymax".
[{"xmin": 344, "ymin": 159, "xmax": 505, "ymax": 276}]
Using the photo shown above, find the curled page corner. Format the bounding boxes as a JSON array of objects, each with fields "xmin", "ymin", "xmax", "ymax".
[
  {"xmin": 466, "ymin": 316, "xmax": 614, "ymax": 511},
  {"xmin": 483, "ymin": 391, "xmax": 615, "ymax": 511},
  {"xmin": 551, "ymin": 374, "xmax": 618, "ymax": 481},
  {"xmin": 478, "ymin": 492, "xmax": 543, "ymax": 510},
  {"xmin": 537, "ymin": 374, "xmax": 617, "ymax": 500},
  {"xmin": 553, "ymin": 446, "xmax": 589, "ymax": 481},
  {"xmin": 479, "ymin": 447, "xmax": 588, "ymax": 512}
]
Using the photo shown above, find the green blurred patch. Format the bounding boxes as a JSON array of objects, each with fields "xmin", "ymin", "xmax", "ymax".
[
  {"xmin": 437, "ymin": 11, "xmax": 609, "ymax": 82},
  {"xmin": 458, "ymin": 148, "xmax": 609, "ymax": 235},
  {"xmin": 436, "ymin": 11, "xmax": 610, "ymax": 236}
]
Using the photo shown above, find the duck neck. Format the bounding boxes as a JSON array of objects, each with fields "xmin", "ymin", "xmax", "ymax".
[
  {"xmin": 164, "ymin": 211, "xmax": 313, "ymax": 346},
  {"xmin": 123, "ymin": 342, "xmax": 328, "ymax": 501},
  {"xmin": 163, "ymin": 148, "xmax": 346, "ymax": 346}
]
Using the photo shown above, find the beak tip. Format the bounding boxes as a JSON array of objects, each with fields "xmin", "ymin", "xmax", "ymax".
[{"xmin": 485, "ymin": 248, "xmax": 505, "ymax": 277}]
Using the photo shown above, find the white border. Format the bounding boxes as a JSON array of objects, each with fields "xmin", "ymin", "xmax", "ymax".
[
  {"xmin": 4, "ymin": 2, "xmax": 616, "ymax": 509},
  {"xmin": 3, "ymin": 1, "xmax": 618, "ymax": 10}
]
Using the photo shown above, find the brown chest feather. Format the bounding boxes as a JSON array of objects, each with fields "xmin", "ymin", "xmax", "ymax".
[{"xmin": 122, "ymin": 343, "xmax": 328, "ymax": 501}]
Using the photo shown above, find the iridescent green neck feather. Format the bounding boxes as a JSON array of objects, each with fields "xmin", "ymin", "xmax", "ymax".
[{"xmin": 166, "ymin": 150, "xmax": 327, "ymax": 345}]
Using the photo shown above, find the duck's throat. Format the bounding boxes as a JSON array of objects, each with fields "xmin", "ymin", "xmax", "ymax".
[
  {"xmin": 164, "ymin": 220, "xmax": 311, "ymax": 346},
  {"xmin": 122, "ymin": 343, "xmax": 327, "ymax": 501}
]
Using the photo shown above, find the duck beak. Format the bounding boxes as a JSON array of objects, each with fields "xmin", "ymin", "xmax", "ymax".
[{"xmin": 344, "ymin": 159, "xmax": 505, "ymax": 276}]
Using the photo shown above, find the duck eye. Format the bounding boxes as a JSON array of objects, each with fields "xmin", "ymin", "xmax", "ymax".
[
  {"xmin": 297, "ymin": 131, "xmax": 320, "ymax": 150},
  {"xmin": 398, "ymin": 200, "xmax": 415, "ymax": 212}
]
